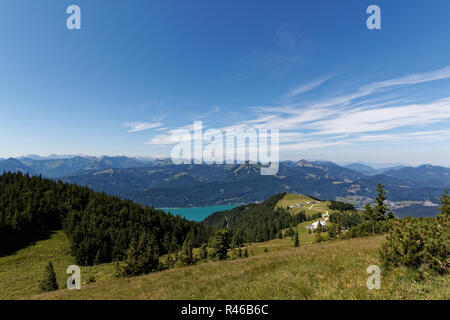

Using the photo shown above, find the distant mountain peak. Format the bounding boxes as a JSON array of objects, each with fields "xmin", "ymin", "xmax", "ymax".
[{"xmin": 295, "ymin": 159, "xmax": 315, "ymax": 167}]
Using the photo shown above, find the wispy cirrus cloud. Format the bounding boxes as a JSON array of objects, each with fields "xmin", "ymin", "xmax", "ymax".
[
  {"xmin": 246, "ymin": 65, "xmax": 450, "ymax": 136},
  {"xmin": 142, "ymin": 65, "xmax": 450, "ymax": 153},
  {"xmin": 123, "ymin": 121, "xmax": 162, "ymax": 132},
  {"xmin": 282, "ymin": 76, "xmax": 333, "ymax": 100},
  {"xmin": 308, "ymin": 98, "xmax": 450, "ymax": 136}
]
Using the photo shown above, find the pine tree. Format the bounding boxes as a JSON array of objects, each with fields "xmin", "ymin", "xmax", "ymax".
[
  {"xmin": 439, "ymin": 190, "xmax": 450, "ymax": 217},
  {"xmin": 293, "ymin": 232, "xmax": 299, "ymax": 247},
  {"xmin": 122, "ymin": 234, "xmax": 159, "ymax": 276},
  {"xmin": 178, "ymin": 239, "xmax": 194, "ymax": 266},
  {"xmin": 208, "ymin": 229, "xmax": 231, "ymax": 261},
  {"xmin": 231, "ymin": 231, "xmax": 243, "ymax": 249},
  {"xmin": 94, "ymin": 248, "xmax": 103, "ymax": 266},
  {"xmin": 362, "ymin": 184, "xmax": 390, "ymax": 234},
  {"xmin": 374, "ymin": 183, "xmax": 390, "ymax": 219},
  {"xmin": 122, "ymin": 238, "xmax": 140, "ymax": 276},
  {"xmin": 39, "ymin": 262, "xmax": 58, "ymax": 292}
]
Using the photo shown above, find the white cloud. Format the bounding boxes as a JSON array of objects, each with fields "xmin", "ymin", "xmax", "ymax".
[
  {"xmin": 146, "ymin": 134, "xmax": 175, "ymax": 145},
  {"xmin": 123, "ymin": 121, "xmax": 162, "ymax": 132},
  {"xmin": 283, "ymin": 76, "xmax": 333, "ymax": 99},
  {"xmin": 142, "ymin": 66, "xmax": 450, "ymax": 153},
  {"xmin": 310, "ymin": 98, "xmax": 450, "ymax": 135},
  {"xmin": 244, "ymin": 66, "xmax": 450, "ymax": 137}
]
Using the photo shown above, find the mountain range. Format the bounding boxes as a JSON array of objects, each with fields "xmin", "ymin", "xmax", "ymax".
[{"xmin": 0, "ymin": 156, "xmax": 448, "ymax": 215}]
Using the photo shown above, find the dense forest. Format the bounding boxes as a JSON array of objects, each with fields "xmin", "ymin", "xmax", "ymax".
[
  {"xmin": 203, "ymin": 193, "xmax": 307, "ymax": 243},
  {"xmin": 328, "ymin": 200, "xmax": 355, "ymax": 211},
  {"xmin": 0, "ymin": 172, "xmax": 212, "ymax": 265}
]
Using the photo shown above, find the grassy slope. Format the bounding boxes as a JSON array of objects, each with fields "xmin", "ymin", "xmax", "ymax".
[
  {"xmin": 1, "ymin": 224, "xmax": 448, "ymax": 300},
  {"xmin": 0, "ymin": 231, "xmax": 117, "ymax": 299},
  {"xmin": 275, "ymin": 193, "xmax": 336, "ymax": 217},
  {"xmin": 3, "ymin": 232, "xmax": 445, "ymax": 300}
]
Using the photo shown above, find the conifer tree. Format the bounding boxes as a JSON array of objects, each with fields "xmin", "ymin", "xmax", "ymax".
[
  {"xmin": 373, "ymin": 183, "xmax": 390, "ymax": 219},
  {"xmin": 178, "ymin": 239, "xmax": 194, "ymax": 266},
  {"xmin": 293, "ymin": 232, "xmax": 299, "ymax": 247},
  {"xmin": 122, "ymin": 234, "xmax": 159, "ymax": 276},
  {"xmin": 208, "ymin": 229, "xmax": 231, "ymax": 261},
  {"xmin": 439, "ymin": 190, "xmax": 450, "ymax": 217},
  {"xmin": 362, "ymin": 184, "xmax": 391, "ymax": 234},
  {"xmin": 39, "ymin": 262, "xmax": 58, "ymax": 292},
  {"xmin": 231, "ymin": 231, "xmax": 243, "ymax": 249},
  {"xmin": 94, "ymin": 248, "xmax": 103, "ymax": 266}
]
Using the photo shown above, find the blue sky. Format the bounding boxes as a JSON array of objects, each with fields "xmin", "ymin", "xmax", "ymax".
[{"xmin": 0, "ymin": 0, "xmax": 449, "ymax": 165}]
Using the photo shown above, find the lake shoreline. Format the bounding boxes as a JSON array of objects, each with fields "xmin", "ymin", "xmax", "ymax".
[{"xmin": 159, "ymin": 205, "xmax": 239, "ymax": 221}]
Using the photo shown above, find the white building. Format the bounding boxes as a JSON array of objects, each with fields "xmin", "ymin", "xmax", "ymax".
[{"xmin": 306, "ymin": 220, "xmax": 326, "ymax": 230}]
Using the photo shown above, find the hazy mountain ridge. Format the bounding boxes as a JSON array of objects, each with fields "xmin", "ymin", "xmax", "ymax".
[
  {"xmin": 0, "ymin": 158, "xmax": 34, "ymax": 175},
  {"xmin": 343, "ymin": 163, "xmax": 407, "ymax": 175},
  {"xmin": 1, "ymin": 156, "xmax": 448, "ymax": 212},
  {"xmin": 382, "ymin": 164, "xmax": 450, "ymax": 186},
  {"xmin": 1, "ymin": 156, "xmax": 158, "ymax": 178},
  {"xmin": 63, "ymin": 161, "xmax": 447, "ymax": 209}
]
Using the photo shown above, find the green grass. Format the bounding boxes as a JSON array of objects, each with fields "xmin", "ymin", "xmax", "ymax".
[
  {"xmin": 1, "ymin": 230, "xmax": 448, "ymax": 300},
  {"xmin": 31, "ymin": 235, "xmax": 449, "ymax": 300},
  {"xmin": 275, "ymin": 193, "xmax": 335, "ymax": 217},
  {"xmin": 0, "ymin": 231, "xmax": 117, "ymax": 300}
]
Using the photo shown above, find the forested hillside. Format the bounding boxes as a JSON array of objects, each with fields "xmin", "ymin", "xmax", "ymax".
[
  {"xmin": 62, "ymin": 162, "xmax": 447, "ymax": 208},
  {"xmin": 2, "ymin": 157, "xmax": 448, "ymax": 216},
  {"xmin": 0, "ymin": 172, "xmax": 211, "ymax": 264},
  {"xmin": 203, "ymin": 193, "xmax": 307, "ymax": 242}
]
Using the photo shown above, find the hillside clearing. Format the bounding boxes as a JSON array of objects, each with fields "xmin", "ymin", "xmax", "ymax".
[
  {"xmin": 275, "ymin": 193, "xmax": 336, "ymax": 217},
  {"xmin": 27, "ymin": 235, "xmax": 449, "ymax": 300},
  {"xmin": 0, "ymin": 231, "xmax": 117, "ymax": 300},
  {"xmin": 1, "ymin": 225, "xmax": 448, "ymax": 300}
]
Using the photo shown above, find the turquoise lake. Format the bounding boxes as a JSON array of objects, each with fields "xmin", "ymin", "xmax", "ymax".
[{"xmin": 159, "ymin": 205, "xmax": 238, "ymax": 221}]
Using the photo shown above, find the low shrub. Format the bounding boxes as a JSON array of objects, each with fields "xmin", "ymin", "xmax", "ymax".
[{"xmin": 380, "ymin": 216, "xmax": 449, "ymax": 275}]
